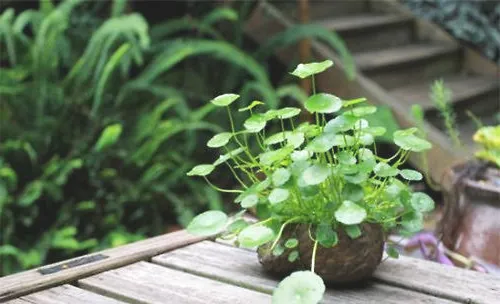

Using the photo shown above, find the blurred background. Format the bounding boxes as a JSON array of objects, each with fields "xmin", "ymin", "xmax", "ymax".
[{"xmin": 0, "ymin": 0, "xmax": 498, "ymax": 276}]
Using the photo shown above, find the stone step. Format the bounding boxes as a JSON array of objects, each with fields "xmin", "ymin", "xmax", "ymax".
[
  {"xmin": 318, "ymin": 14, "xmax": 414, "ymax": 52},
  {"xmin": 354, "ymin": 43, "xmax": 462, "ymax": 89},
  {"xmin": 390, "ymin": 74, "xmax": 499, "ymax": 146},
  {"xmin": 275, "ymin": 0, "xmax": 369, "ymax": 21}
]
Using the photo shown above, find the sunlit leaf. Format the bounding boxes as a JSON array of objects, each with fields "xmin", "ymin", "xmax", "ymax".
[
  {"xmin": 244, "ymin": 114, "xmax": 267, "ymax": 133},
  {"xmin": 275, "ymin": 107, "xmax": 301, "ymax": 119},
  {"xmin": 393, "ymin": 128, "xmax": 432, "ymax": 152},
  {"xmin": 400, "ymin": 169, "xmax": 423, "ymax": 181},
  {"xmin": 187, "ymin": 164, "xmax": 215, "ymax": 176},
  {"xmin": 334, "ymin": 200, "xmax": 367, "ymax": 225},
  {"xmin": 410, "ymin": 192, "xmax": 434, "ymax": 212},
  {"xmin": 324, "ymin": 114, "xmax": 358, "ymax": 133},
  {"xmin": 207, "ymin": 132, "xmax": 232, "ymax": 148},
  {"xmin": 273, "ymin": 168, "xmax": 291, "ymax": 186},
  {"xmin": 241, "ymin": 194, "xmax": 259, "ymax": 208},
  {"xmin": 302, "ymin": 164, "xmax": 329, "ymax": 185},
  {"xmin": 374, "ymin": 162, "xmax": 399, "ymax": 177},
  {"xmin": 187, "ymin": 210, "xmax": 228, "ymax": 235},
  {"xmin": 210, "ymin": 93, "xmax": 239, "ymax": 106},
  {"xmin": 94, "ymin": 124, "xmax": 122, "ymax": 151},
  {"xmin": 272, "ymin": 271, "xmax": 325, "ymax": 304},
  {"xmin": 290, "ymin": 60, "xmax": 333, "ymax": 79},
  {"xmin": 351, "ymin": 105, "xmax": 377, "ymax": 117},
  {"xmin": 305, "ymin": 93, "xmax": 342, "ymax": 114},
  {"xmin": 238, "ymin": 225, "xmax": 275, "ymax": 248},
  {"xmin": 268, "ymin": 188, "xmax": 290, "ymax": 204}
]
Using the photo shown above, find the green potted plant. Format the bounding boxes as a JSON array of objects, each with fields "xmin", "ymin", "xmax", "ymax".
[
  {"xmin": 414, "ymin": 80, "xmax": 500, "ymax": 269},
  {"xmin": 439, "ymin": 124, "xmax": 500, "ymax": 267},
  {"xmin": 186, "ymin": 60, "xmax": 435, "ymax": 303}
]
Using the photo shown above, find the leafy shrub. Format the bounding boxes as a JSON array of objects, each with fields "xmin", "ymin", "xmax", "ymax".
[
  {"xmin": 403, "ymin": 0, "xmax": 500, "ymax": 62},
  {"xmin": 0, "ymin": 0, "xmax": 354, "ymax": 275}
]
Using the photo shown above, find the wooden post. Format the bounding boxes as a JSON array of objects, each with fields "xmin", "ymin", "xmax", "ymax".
[{"xmin": 298, "ymin": 0, "xmax": 311, "ymax": 95}]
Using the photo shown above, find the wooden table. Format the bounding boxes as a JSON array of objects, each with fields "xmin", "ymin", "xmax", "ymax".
[{"xmin": 1, "ymin": 230, "xmax": 499, "ymax": 303}]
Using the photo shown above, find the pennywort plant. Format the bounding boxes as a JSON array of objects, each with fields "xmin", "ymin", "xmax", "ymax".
[{"xmin": 187, "ymin": 60, "xmax": 435, "ymax": 303}]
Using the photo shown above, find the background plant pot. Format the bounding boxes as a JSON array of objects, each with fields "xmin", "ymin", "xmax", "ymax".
[
  {"xmin": 258, "ymin": 223, "xmax": 385, "ymax": 284},
  {"xmin": 439, "ymin": 160, "xmax": 500, "ymax": 266}
]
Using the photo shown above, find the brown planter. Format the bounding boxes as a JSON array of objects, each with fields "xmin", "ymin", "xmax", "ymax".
[
  {"xmin": 439, "ymin": 160, "xmax": 500, "ymax": 266},
  {"xmin": 257, "ymin": 223, "xmax": 385, "ymax": 284}
]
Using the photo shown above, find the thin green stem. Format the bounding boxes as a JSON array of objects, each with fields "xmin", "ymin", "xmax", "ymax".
[
  {"xmin": 203, "ymin": 177, "xmax": 243, "ymax": 193},
  {"xmin": 311, "ymin": 240, "xmax": 319, "ymax": 273},
  {"xmin": 269, "ymin": 216, "xmax": 302, "ymax": 251}
]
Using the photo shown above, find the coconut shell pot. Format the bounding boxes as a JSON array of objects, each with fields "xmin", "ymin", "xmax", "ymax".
[
  {"xmin": 257, "ymin": 223, "xmax": 385, "ymax": 284},
  {"xmin": 439, "ymin": 160, "xmax": 500, "ymax": 266}
]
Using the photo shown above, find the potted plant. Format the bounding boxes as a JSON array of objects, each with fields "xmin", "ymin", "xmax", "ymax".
[
  {"xmin": 186, "ymin": 60, "xmax": 435, "ymax": 303},
  {"xmin": 412, "ymin": 80, "xmax": 500, "ymax": 269},
  {"xmin": 439, "ymin": 125, "xmax": 500, "ymax": 267}
]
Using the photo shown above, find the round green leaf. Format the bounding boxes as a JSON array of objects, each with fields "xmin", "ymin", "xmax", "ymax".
[
  {"xmin": 342, "ymin": 183, "xmax": 364, "ymax": 202},
  {"xmin": 291, "ymin": 150, "xmax": 312, "ymax": 162},
  {"xmin": 207, "ymin": 132, "xmax": 232, "ymax": 148},
  {"xmin": 334, "ymin": 200, "xmax": 367, "ymax": 225},
  {"xmin": 288, "ymin": 250, "xmax": 299, "ymax": 262},
  {"xmin": 305, "ymin": 133, "xmax": 336, "ymax": 153},
  {"xmin": 393, "ymin": 129, "xmax": 432, "ymax": 152},
  {"xmin": 285, "ymin": 238, "xmax": 298, "ymax": 248},
  {"xmin": 411, "ymin": 192, "xmax": 434, "ymax": 212},
  {"xmin": 316, "ymin": 223, "xmax": 338, "ymax": 247},
  {"xmin": 187, "ymin": 210, "xmax": 228, "ymax": 236},
  {"xmin": 269, "ymin": 188, "xmax": 290, "ymax": 204},
  {"xmin": 273, "ymin": 244, "xmax": 285, "ymax": 256},
  {"xmin": 401, "ymin": 211, "xmax": 424, "ymax": 233},
  {"xmin": 210, "ymin": 93, "xmax": 239, "ymax": 106},
  {"xmin": 273, "ymin": 168, "xmax": 291, "ymax": 186},
  {"xmin": 244, "ymin": 114, "xmax": 267, "ymax": 133},
  {"xmin": 400, "ymin": 169, "xmax": 423, "ymax": 181},
  {"xmin": 324, "ymin": 114, "xmax": 357, "ymax": 133},
  {"xmin": 227, "ymin": 219, "xmax": 249, "ymax": 233},
  {"xmin": 337, "ymin": 151, "xmax": 356, "ymax": 165},
  {"xmin": 238, "ymin": 225, "xmax": 275, "ymax": 248},
  {"xmin": 259, "ymin": 146, "xmax": 294, "ymax": 166},
  {"xmin": 373, "ymin": 162, "xmax": 399, "ymax": 177},
  {"xmin": 351, "ymin": 106, "xmax": 377, "ymax": 117},
  {"xmin": 265, "ymin": 131, "xmax": 292, "ymax": 145},
  {"xmin": 290, "ymin": 60, "xmax": 333, "ymax": 79},
  {"xmin": 275, "ymin": 107, "xmax": 301, "ymax": 119},
  {"xmin": 272, "ymin": 271, "xmax": 325, "ymax": 304},
  {"xmin": 287, "ymin": 132, "xmax": 305, "ymax": 148},
  {"xmin": 305, "ymin": 93, "xmax": 342, "ymax": 114},
  {"xmin": 302, "ymin": 164, "xmax": 330, "ymax": 185},
  {"xmin": 345, "ymin": 224, "xmax": 362, "ymax": 239},
  {"xmin": 241, "ymin": 194, "xmax": 259, "ymax": 208},
  {"xmin": 187, "ymin": 164, "xmax": 215, "ymax": 176}
]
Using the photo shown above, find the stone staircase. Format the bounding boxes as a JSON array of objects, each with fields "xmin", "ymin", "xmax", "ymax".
[{"xmin": 245, "ymin": 0, "xmax": 499, "ymax": 181}]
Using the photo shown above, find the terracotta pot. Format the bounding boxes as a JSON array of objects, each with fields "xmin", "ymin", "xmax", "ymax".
[
  {"xmin": 439, "ymin": 160, "xmax": 500, "ymax": 266},
  {"xmin": 257, "ymin": 223, "xmax": 385, "ymax": 284}
]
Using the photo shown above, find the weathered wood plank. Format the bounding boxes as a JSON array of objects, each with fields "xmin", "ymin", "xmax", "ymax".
[
  {"xmin": 0, "ymin": 230, "xmax": 205, "ymax": 302},
  {"xmin": 152, "ymin": 241, "xmax": 459, "ymax": 303},
  {"xmin": 78, "ymin": 261, "xmax": 270, "ymax": 304},
  {"xmin": 5, "ymin": 285, "xmax": 125, "ymax": 304},
  {"xmin": 374, "ymin": 256, "xmax": 500, "ymax": 304}
]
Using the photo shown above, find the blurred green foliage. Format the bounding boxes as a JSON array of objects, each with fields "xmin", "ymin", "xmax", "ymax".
[{"xmin": 0, "ymin": 0, "xmax": 355, "ymax": 275}]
